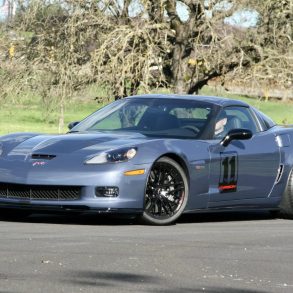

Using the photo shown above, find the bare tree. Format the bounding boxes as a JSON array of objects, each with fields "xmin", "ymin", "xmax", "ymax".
[
  {"xmin": 90, "ymin": 0, "xmax": 266, "ymax": 96},
  {"xmin": 244, "ymin": 0, "xmax": 293, "ymax": 95},
  {"xmin": 88, "ymin": 0, "xmax": 276, "ymax": 95}
]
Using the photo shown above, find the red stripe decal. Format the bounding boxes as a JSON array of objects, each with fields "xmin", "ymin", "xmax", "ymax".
[{"xmin": 219, "ymin": 184, "xmax": 237, "ymax": 191}]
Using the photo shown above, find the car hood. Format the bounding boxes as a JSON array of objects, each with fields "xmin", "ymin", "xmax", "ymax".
[{"xmin": 0, "ymin": 131, "xmax": 154, "ymax": 160}]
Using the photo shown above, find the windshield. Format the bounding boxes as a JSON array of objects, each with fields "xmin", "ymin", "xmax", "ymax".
[{"xmin": 71, "ymin": 98, "xmax": 217, "ymax": 139}]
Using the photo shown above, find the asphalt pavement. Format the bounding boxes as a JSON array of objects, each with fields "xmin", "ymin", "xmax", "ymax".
[{"xmin": 0, "ymin": 212, "xmax": 292, "ymax": 293}]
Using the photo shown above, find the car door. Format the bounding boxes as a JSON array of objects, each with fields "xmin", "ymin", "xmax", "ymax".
[{"xmin": 208, "ymin": 106, "xmax": 280, "ymax": 205}]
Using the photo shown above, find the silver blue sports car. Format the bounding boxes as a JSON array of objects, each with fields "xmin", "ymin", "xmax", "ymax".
[{"xmin": 0, "ymin": 94, "xmax": 293, "ymax": 225}]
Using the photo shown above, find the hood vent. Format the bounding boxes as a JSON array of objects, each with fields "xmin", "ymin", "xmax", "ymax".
[{"xmin": 31, "ymin": 154, "xmax": 56, "ymax": 160}]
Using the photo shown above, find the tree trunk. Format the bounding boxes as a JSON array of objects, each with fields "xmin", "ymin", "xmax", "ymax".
[{"xmin": 171, "ymin": 39, "xmax": 190, "ymax": 94}]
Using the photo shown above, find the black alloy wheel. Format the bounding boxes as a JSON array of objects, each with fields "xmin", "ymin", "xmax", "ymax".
[{"xmin": 141, "ymin": 156, "xmax": 189, "ymax": 225}]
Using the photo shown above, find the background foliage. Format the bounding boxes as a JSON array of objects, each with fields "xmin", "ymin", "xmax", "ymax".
[{"xmin": 0, "ymin": 0, "xmax": 292, "ymax": 132}]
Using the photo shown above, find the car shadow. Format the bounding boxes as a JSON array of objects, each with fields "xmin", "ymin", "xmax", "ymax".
[
  {"xmin": 178, "ymin": 210, "xmax": 277, "ymax": 224},
  {"xmin": 0, "ymin": 210, "xmax": 278, "ymax": 226},
  {"xmin": 0, "ymin": 212, "xmax": 137, "ymax": 226},
  {"xmin": 61, "ymin": 270, "xmax": 270, "ymax": 293}
]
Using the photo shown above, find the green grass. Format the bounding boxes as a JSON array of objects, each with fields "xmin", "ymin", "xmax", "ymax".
[
  {"xmin": 0, "ymin": 100, "xmax": 100, "ymax": 134},
  {"xmin": 0, "ymin": 86, "xmax": 292, "ymax": 135}
]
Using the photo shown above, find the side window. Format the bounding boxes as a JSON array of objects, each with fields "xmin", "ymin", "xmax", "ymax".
[{"xmin": 214, "ymin": 106, "xmax": 259, "ymax": 139}]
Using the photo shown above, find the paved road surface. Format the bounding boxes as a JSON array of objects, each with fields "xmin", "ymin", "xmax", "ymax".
[{"xmin": 0, "ymin": 212, "xmax": 292, "ymax": 293}]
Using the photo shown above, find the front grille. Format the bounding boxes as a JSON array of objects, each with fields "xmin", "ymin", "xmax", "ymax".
[{"xmin": 0, "ymin": 183, "xmax": 81, "ymax": 201}]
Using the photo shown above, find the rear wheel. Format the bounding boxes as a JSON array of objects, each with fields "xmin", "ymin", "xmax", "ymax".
[
  {"xmin": 140, "ymin": 157, "xmax": 188, "ymax": 225},
  {"xmin": 279, "ymin": 168, "xmax": 293, "ymax": 219}
]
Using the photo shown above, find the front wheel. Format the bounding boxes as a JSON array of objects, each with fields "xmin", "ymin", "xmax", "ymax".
[{"xmin": 140, "ymin": 157, "xmax": 189, "ymax": 225}]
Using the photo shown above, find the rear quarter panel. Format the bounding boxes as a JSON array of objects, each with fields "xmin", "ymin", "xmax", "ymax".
[{"xmin": 269, "ymin": 126, "xmax": 293, "ymax": 199}]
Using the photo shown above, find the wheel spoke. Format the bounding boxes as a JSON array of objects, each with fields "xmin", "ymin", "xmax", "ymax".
[
  {"xmin": 148, "ymin": 199, "xmax": 156, "ymax": 214},
  {"xmin": 157, "ymin": 199, "xmax": 163, "ymax": 216},
  {"xmin": 167, "ymin": 186, "xmax": 184, "ymax": 195},
  {"xmin": 157, "ymin": 168, "xmax": 163, "ymax": 184},
  {"xmin": 160, "ymin": 196, "xmax": 174, "ymax": 215},
  {"xmin": 145, "ymin": 197, "xmax": 152, "ymax": 210}
]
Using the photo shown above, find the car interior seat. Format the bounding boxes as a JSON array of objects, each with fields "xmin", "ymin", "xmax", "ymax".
[{"xmin": 138, "ymin": 109, "xmax": 180, "ymax": 131}]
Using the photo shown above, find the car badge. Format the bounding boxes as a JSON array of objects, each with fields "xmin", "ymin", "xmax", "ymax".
[{"xmin": 32, "ymin": 161, "xmax": 47, "ymax": 167}]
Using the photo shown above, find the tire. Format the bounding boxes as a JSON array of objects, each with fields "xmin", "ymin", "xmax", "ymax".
[
  {"xmin": 140, "ymin": 156, "xmax": 189, "ymax": 225},
  {"xmin": 279, "ymin": 168, "xmax": 293, "ymax": 219}
]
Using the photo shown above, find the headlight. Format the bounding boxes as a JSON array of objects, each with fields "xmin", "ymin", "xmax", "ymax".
[{"xmin": 85, "ymin": 147, "xmax": 137, "ymax": 164}]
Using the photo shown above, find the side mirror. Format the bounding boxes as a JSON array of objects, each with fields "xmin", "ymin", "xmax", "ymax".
[
  {"xmin": 221, "ymin": 129, "xmax": 253, "ymax": 147},
  {"xmin": 68, "ymin": 121, "xmax": 80, "ymax": 130}
]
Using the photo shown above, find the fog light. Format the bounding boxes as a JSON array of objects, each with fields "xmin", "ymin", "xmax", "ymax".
[{"xmin": 95, "ymin": 186, "xmax": 119, "ymax": 197}]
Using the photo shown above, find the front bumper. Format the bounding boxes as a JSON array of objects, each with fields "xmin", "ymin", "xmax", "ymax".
[{"xmin": 0, "ymin": 161, "xmax": 150, "ymax": 214}]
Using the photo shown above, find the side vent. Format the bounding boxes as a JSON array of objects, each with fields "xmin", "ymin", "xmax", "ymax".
[
  {"xmin": 275, "ymin": 164, "xmax": 284, "ymax": 184},
  {"xmin": 31, "ymin": 154, "xmax": 56, "ymax": 160}
]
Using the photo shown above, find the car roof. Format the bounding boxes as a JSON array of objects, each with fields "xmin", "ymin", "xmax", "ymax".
[{"xmin": 128, "ymin": 94, "xmax": 249, "ymax": 107}]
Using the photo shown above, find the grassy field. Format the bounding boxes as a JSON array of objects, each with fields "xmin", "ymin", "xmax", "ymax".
[
  {"xmin": 0, "ymin": 99, "xmax": 100, "ymax": 134},
  {"xmin": 0, "ymin": 86, "xmax": 292, "ymax": 134}
]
